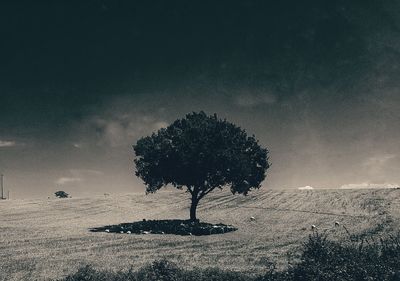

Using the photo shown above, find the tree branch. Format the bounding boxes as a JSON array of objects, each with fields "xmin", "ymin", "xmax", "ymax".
[
  {"xmin": 198, "ymin": 186, "xmax": 217, "ymax": 200},
  {"xmin": 186, "ymin": 186, "xmax": 194, "ymax": 196}
]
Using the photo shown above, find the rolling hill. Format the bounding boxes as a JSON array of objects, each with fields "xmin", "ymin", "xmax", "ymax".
[{"xmin": 0, "ymin": 188, "xmax": 399, "ymax": 281}]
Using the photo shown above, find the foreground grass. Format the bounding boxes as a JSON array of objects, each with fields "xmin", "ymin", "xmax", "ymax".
[{"xmin": 59, "ymin": 232, "xmax": 400, "ymax": 281}]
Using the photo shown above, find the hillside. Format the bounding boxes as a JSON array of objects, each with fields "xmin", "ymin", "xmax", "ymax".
[{"xmin": 0, "ymin": 188, "xmax": 399, "ymax": 281}]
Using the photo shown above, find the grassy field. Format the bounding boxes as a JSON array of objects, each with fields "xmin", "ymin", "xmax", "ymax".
[{"xmin": 0, "ymin": 188, "xmax": 399, "ymax": 281}]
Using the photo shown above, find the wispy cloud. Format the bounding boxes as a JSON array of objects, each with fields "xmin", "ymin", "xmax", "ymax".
[
  {"xmin": 153, "ymin": 121, "xmax": 169, "ymax": 130},
  {"xmin": 84, "ymin": 114, "xmax": 168, "ymax": 147},
  {"xmin": 69, "ymin": 169, "xmax": 103, "ymax": 176},
  {"xmin": 0, "ymin": 140, "xmax": 16, "ymax": 147},
  {"xmin": 363, "ymin": 154, "xmax": 396, "ymax": 167},
  {"xmin": 72, "ymin": 143, "xmax": 83, "ymax": 149},
  {"xmin": 55, "ymin": 177, "xmax": 82, "ymax": 185},
  {"xmin": 362, "ymin": 153, "xmax": 397, "ymax": 182},
  {"xmin": 55, "ymin": 169, "xmax": 102, "ymax": 186}
]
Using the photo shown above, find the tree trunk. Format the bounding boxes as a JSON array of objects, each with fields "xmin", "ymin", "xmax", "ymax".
[{"xmin": 190, "ymin": 197, "xmax": 199, "ymax": 222}]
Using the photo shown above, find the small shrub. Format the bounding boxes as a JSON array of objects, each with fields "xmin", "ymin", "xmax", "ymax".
[
  {"xmin": 63, "ymin": 265, "xmax": 112, "ymax": 281},
  {"xmin": 136, "ymin": 260, "xmax": 181, "ymax": 281},
  {"xmin": 55, "ymin": 191, "xmax": 69, "ymax": 198},
  {"xmin": 182, "ymin": 267, "xmax": 253, "ymax": 281}
]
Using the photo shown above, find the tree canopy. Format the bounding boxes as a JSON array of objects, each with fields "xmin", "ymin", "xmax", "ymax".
[{"xmin": 134, "ymin": 111, "xmax": 270, "ymax": 221}]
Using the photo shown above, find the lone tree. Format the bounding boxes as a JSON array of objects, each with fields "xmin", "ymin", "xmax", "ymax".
[
  {"xmin": 55, "ymin": 190, "xmax": 69, "ymax": 198},
  {"xmin": 134, "ymin": 111, "xmax": 270, "ymax": 221}
]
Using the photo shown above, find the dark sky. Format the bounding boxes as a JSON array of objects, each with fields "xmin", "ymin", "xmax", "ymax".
[{"xmin": 1, "ymin": 1, "xmax": 400, "ymax": 198}]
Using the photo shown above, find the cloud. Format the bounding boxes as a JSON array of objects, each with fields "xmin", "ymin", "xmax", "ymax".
[
  {"xmin": 361, "ymin": 154, "xmax": 397, "ymax": 182},
  {"xmin": 363, "ymin": 154, "xmax": 396, "ymax": 167},
  {"xmin": 84, "ymin": 114, "xmax": 169, "ymax": 147},
  {"xmin": 69, "ymin": 169, "xmax": 103, "ymax": 176},
  {"xmin": 235, "ymin": 93, "xmax": 276, "ymax": 107},
  {"xmin": 72, "ymin": 143, "xmax": 83, "ymax": 148},
  {"xmin": 153, "ymin": 121, "xmax": 169, "ymax": 130},
  {"xmin": 0, "ymin": 140, "xmax": 16, "ymax": 147},
  {"xmin": 54, "ymin": 170, "xmax": 102, "ymax": 187},
  {"xmin": 55, "ymin": 177, "xmax": 82, "ymax": 185}
]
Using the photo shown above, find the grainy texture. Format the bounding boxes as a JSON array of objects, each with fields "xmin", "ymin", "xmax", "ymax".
[{"xmin": 0, "ymin": 188, "xmax": 399, "ymax": 281}]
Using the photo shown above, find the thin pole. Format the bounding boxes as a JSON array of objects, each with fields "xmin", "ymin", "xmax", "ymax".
[{"xmin": 0, "ymin": 174, "xmax": 3, "ymax": 199}]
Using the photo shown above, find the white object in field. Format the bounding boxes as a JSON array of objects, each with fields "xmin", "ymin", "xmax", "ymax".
[
  {"xmin": 250, "ymin": 216, "xmax": 256, "ymax": 221},
  {"xmin": 127, "ymin": 231, "xmax": 132, "ymax": 234},
  {"xmin": 120, "ymin": 231, "xmax": 124, "ymax": 234},
  {"xmin": 311, "ymin": 225, "xmax": 316, "ymax": 229},
  {"xmin": 335, "ymin": 221, "xmax": 340, "ymax": 226},
  {"xmin": 105, "ymin": 229, "xmax": 110, "ymax": 233},
  {"xmin": 143, "ymin": 231, "xmax": 150, "ymax": 234},
  {"xmin": 298, "ymin": 186, "xmax": 314, "ymax": 190}
]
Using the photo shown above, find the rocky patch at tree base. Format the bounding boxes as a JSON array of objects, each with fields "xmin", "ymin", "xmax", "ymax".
[{"xmin": 90, "ymin": 219, "xmax": 237, "ymax": 236}]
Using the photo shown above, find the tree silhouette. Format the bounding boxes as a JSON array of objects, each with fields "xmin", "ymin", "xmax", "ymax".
[{"xmin": 134, "ymin": 112, "xmax": 270, "ymax": 221}]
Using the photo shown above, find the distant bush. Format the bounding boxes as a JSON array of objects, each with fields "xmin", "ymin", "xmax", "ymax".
[
  {"xmin": 58, "ymin": 233, "xmax": 400, "ymax": 281},
  {"xmin": 55, "ymin": 191, "xmax": 69, "ymax": 198}
]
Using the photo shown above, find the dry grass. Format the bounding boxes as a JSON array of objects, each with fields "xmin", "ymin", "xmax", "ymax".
[{"xmin": 0, "ymin": 188, "xmax": 399, "ymax": 281}]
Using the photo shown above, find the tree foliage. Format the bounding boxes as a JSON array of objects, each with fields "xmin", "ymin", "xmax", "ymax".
[{"xmin": 134, "ymin": 111, "xmax": 270, "ymax": 220}]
